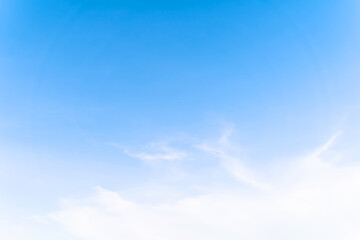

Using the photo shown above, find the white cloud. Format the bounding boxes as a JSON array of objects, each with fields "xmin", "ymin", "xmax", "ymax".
[
  {"xmin": 124, "ymin": 148, "xmax": 186, "ymax": 162},
  {"xmin": 110, "ymin": 142, "xmax": 187, "ymax": 164},
  {"xmin": 196, "ymin": 128, "xmax": 270, "ymax": 190},
  {"xmin": 52, "ymin": 131, "xmax": 360, "ymax": 240}
]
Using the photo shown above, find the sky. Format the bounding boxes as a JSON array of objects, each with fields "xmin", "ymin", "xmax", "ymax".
[{"xmin": 1, "ymin": 0, "xmax": 360, "ymax": 239}]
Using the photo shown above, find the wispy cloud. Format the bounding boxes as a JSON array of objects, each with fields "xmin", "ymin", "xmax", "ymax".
[
  {"xmin": 196, "ymin": 127, "xmax": 270, "ymax": 190},
  {"xmin": 109, "ymin": 142, "xmax": 187, "ymax": 164},
  {"xmin": 52, "ymin": 130, "xmax": 360, "ymax": 240},
  {"xmin": 123, "ymin": 148, "xmax": 187, "ymax": 162}
]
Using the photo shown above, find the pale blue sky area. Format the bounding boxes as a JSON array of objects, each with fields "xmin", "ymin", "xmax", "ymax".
[{"xmin": 1, "ymin": 1, "xmax": 360, "ymax": 239}]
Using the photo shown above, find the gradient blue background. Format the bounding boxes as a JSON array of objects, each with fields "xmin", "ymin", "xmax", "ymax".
[{"xmin": 1, "ymin": 0, "xmax": 360, "ymax": 238}]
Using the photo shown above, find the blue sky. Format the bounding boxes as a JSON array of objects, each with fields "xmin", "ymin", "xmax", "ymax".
[{"xmin": 1, "ymin": 0, "xmax": 360, "ymax": 239}]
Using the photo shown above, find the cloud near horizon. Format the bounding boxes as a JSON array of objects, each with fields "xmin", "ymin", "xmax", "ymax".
[{"xmin": 51, "ymin": 131, "xmax": 360, "ymax": 240}]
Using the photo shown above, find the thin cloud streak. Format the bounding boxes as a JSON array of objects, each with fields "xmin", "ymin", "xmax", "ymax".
[{"xmin": 109, "ymin": 142, "xmax": 187, "ymax": 163}]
